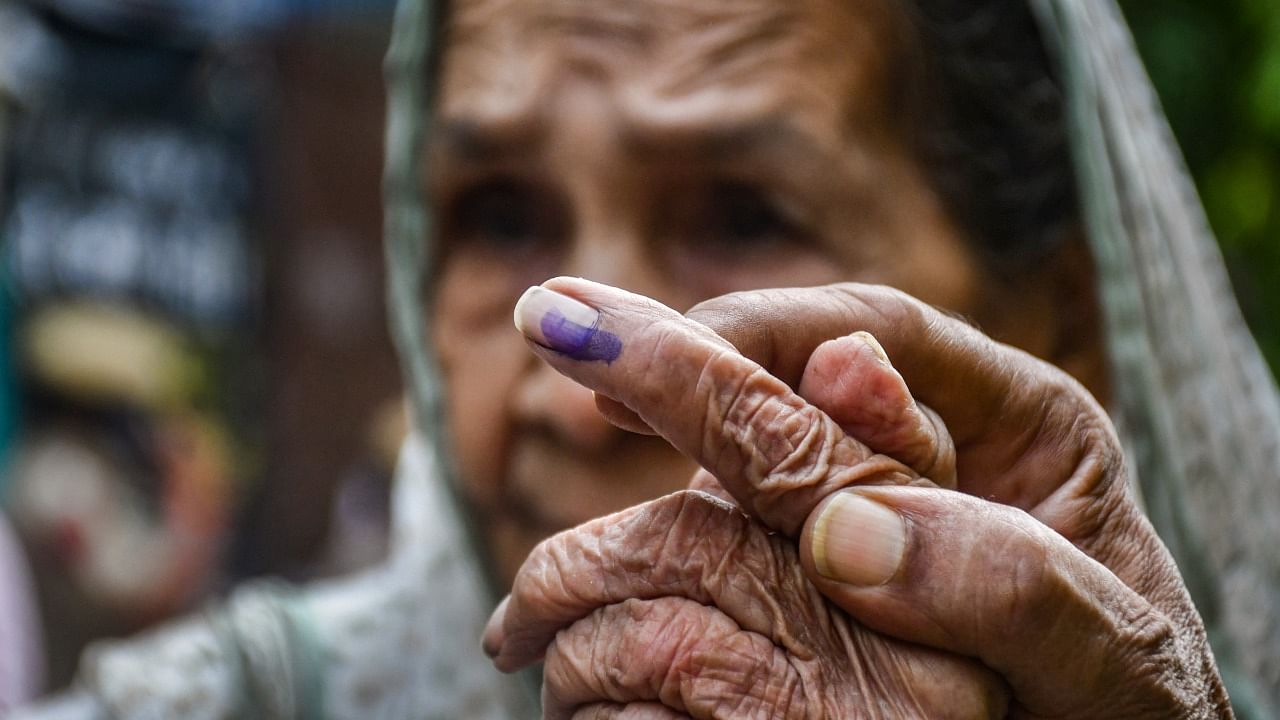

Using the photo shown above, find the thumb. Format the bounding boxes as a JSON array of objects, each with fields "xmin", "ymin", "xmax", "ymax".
[{"xmin": 797, "ymin": 486, "xmax": 1225, "ymax": 718}]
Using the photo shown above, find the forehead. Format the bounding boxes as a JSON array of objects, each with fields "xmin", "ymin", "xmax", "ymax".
[{"xmin": 438, "ymin": 0, "xmax": 902, "ymax": 138}]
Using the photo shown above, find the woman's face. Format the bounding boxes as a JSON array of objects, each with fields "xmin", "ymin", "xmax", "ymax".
[{"xmin": 431, "ymin": 0, "xmax": 1061, "ymax": 588}]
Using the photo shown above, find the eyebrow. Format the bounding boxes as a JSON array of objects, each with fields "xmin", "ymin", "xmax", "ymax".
[
  {"xmin": 430, "ymin": 118, "xmax": 545, "ymax": 164},
  {"xmin": 619, "ymin": 117, "xmax": 831, "ymax": 166},
  {"xmin": 431, "ymin": 115, "xmax": 833, "ymax": 173}
]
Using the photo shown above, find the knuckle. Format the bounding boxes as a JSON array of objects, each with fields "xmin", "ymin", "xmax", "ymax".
[
  {"xmin": 630, "ymin": 323, "xmax": 698, "ymax": 406},
  {"xmin": 686, "ymin": 289, "xmax": 809, "ymax": 372},
  {"xmin": 686, "ymin": 291, "xmax": 778, "ymax": 352},
  {"xmin": 657, "ymin": 487, "xmax": 745, "ymax": 542},
  {"xmin": 685, "ymin": 289, "xmax": 757, "ymax": 323},
  {"xmin": 752, "ymin": 411, "xmax": 842, "ymax": 521},
  {"xmin": 544, "ymin": 631, "xmax": 606, "ymax": 704},
  {"xmin": 973, "ymin": 512, "xmax": 1061, "ymax": 642},
  {"xmin": 829, "ymin": 283, "xmax": 923, "ymax": 333},
  {"xmin": 1115, "ymin": 606, "xmax": 1194, "ymax": 691},
  {"xmin": 646, "ymin": 490, "xmax": 753, "ymax": 595},
  {"xmin": 1101, "ymin": 608, "xmax": 1215, "ymax": 717},
  {"xmin": 665, "ymin": 487, "xmax": 741, "ymax": 527},
  {"xmin": 683, "ymin": 630, "xmax": 807, "ymax": 720},
  {"xmin": 687, "ymin": 289, "xmax": 792, "ymax": 331},
  {"xmin": 1034, "ymin": 378, "xmax": 1133, "ymax": 541},
  {"xmin": 708, "ymin": 360, "xmax": 836, "ymax": 481},
  {"xmin": 549, "ymin": 597, "xmax": 793, "ymax": 717},
  {"xmin": 1121, "ymin": 607, "xmax": 1179, "ymax": 664},
  {"xmin": 509, "ymin": 530, "xmax": 570, "ymax": 608},
  {"xmin": 652, "ymin": 490, "xmax": 798, "ymax": 641}
]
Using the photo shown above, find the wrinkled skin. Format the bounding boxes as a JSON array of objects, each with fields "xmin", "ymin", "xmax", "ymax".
[
  {"xmin": 530, "ymin": 491, "xmax": 1004, "ymax": 719},
  {"xmin": 430, "ymin": 0, "xmax": 1108, "ymax": 591},
  {"xmin": 427, "ymin": 0, "xmax": 1227, "ymax": 716},
  {"xmin": 484, "ymin": 279, "xmax": 1232, "ymax": 719}
]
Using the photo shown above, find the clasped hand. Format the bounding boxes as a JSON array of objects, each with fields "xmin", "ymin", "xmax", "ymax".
[{"xmin": 482, "ymin": 277, "xmax": 1231, "ymax": 720}]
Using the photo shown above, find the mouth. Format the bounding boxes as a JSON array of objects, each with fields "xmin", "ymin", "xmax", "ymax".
[
  {"xmin": 499, "ymin": 436, "xmax": 605, "ymax": 535},
  {"xmin": 492, "ymin": 432, "xmax": 699, "ymax": 541}
]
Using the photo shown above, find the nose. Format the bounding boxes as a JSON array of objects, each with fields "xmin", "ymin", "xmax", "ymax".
[{"xmin": 558, "ymin": 214, "xmax": 690, "ymax": 311}]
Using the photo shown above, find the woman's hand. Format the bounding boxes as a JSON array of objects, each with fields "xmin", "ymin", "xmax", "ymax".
[
  {"xmin": 487, "ymin": 489, "xmax": 1006, "ymax": 719},
  {"xmin": 485, "ymin": 283, "xmax": 1006, "ymax": 718},
  {"xmin": 486, "ymin": 277, "xmax": 1232, "ymax": 719},
  {"xmin": 683, "ymin": 282, "xmax": 1230, "ymax": 718}
]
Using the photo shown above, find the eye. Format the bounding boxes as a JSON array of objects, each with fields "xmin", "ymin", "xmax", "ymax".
[
  {"xmin": 451, "ymin": 179, "xmax": 561, "ymax": 251},
  {"xmin": 698, "ymin": 181, "xmax": 797, "ymax": 249}
]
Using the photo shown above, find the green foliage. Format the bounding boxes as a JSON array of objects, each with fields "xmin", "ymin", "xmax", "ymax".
[{"xmin": 1121, "ymin": 0, "xmax": 1280, "ymax": 378}]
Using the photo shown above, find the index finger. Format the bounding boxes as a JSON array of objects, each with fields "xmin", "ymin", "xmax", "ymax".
[{"xmin": 513, "ymin": 277, "xmax": 918, "ymax": 535}]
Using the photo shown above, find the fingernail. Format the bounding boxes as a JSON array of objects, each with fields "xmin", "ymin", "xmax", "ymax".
[
  {"xmin": 481, "ymin": 596, "xmax": 510, "ymax": 659},
  {"xmin": 851, "ymin": 331, "xmax": 891, "ymax": 365},
  {"xmin": 513, "ymin": 286, "xmax": 622, "ymax": 363},
  {"xmin": 811, "ymin": 492, "xmax": 905, "ymax": 586}
]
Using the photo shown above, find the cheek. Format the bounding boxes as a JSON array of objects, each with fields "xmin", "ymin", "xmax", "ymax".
[
  {"xmin": 670, "ymin": 239, "xmax": 978, "ymax": 311},
  {"xmin": 722, "ymin": 256, "xmax": 852, "ymax": 296},
  {"xmin": 877, "ymin": 232, "xmax": 984, "ymax": 315},
  {"xmin": 668, "ymin": 247, "xmax": 855, "ymax": 302},
  {"xmin": 826, "ymin": 160, "xmax": 987, "ymax": 317},
  {"xmin": 433, "ymin": 259, "xmax": 532, "ymax": 506}
]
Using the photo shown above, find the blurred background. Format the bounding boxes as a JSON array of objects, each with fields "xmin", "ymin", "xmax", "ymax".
[
  {"xmin": 0, "ymin": 0, "xmax": 403, "ymax": 699},
  {"xmin": 1124, "ymin": 0, "xmax": 1280, "ymax": 375},
  {"xmin": 0, "ymin": 0, "xmax": 1274, "ymax": 706}
]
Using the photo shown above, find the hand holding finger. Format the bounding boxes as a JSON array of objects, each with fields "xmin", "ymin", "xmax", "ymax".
[
  {"xmin": 513, "ymin": 279, "xmax": 921, "ymax": 536},
  {"xmin": 510, "ymin": 279, "xmax": 1229, "ymax": 719},
  {"xmin": 682, "ymin": 284, "xmax": 1175, "ymax": 606}
]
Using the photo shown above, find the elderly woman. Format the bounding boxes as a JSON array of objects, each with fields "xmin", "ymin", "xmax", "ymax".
[{"xmin": 14, "ymin": 0, "xmax": 1280, "ymax": 717}]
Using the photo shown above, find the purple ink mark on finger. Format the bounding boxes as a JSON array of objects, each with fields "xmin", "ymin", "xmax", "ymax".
[{"xmin": 539, "ymin": 308, "xmax": 623, "ymax": 364}]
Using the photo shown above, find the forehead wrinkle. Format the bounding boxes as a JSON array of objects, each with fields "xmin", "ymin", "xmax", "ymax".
[
  {"xmin": 439, "ymin": 1, "xmax": 559, "ymax": 129},
  {"xmin": 529, "ymin": 1, "xmax": 657, "ymax": 52},
  {"xmin": 441, "ymin": 0, "xmax": 906, "ymax": 161},
  {"xmin": 449, "ymin": 0, "xmax": 813, "ymax": 70},
  {"xmin": 650, "ymin": 6, "xmax": 800, "ymax": 96},
  {"xmin": 443, "ymin": 0, "xmax": 657, "ymax": 116},
  {"xmin": 632, "ymin": 2, "xmax": 893, "ymax": 144},
  {"xmin": 452, "ymin": 0, "xmax": 661, "ymax": 57}
]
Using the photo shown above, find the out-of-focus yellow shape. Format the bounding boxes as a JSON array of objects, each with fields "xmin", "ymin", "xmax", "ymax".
[{"xmin": 23, "ymin": 302, "xmax": 197, "ymax": 411}]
